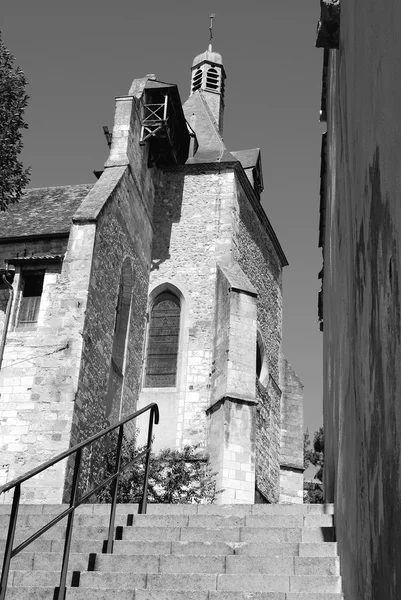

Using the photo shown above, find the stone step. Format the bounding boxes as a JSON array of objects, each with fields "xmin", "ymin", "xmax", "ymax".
[
  {"xmin": 88, "ymin": 554, "xmax": 340, "ymax": 576},
  {"xmin": 115, "ymin": 540, "xmax": 338, "ymax": 557},
  {"xmin": 0, "ymin": 503, "xmax": 335, "ymax": 517},
  {"xmin": 74, "ymin": 571, "xmax": 342, "ymax": 593},
  {"xmin": 0, "ymin": 589, "xmax": 55, "ymax": 600},
  {"xmin": 233, "ymin": 542, "xmax": 338, "ymax": 557},
  {"xmin": 0, "ymin": 503, "xmax": 340, "ymax": 599},
  {"xmin": 0, "ymin": 538, "xmax": 106, "ymax": 556},
  {"xmin": 3, "ymin": 590, "xmax": 345, "ymax": 600},
  {"xmin": 2, "ymin": 552, "xmax": 340, "ymax": 576},
  {"xmin": 0, "ymin": 540, "xmax": 338, "ymax": 559},
  {"xmin": 0, "ymin": 513, "xmax": 334, "ymax": 531},
  {"xmin": 118, "ymin": 526, "xmax": 334, "ymax": 544}
]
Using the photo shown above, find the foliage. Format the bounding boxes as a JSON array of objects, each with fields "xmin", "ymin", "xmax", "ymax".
[
  {"xmin": 97, "ymin": 436, "xmax": 219, "ymax": 504},
  {"xmin": 304, "ymin": 426, "xmax": 324, "ymax": 503},
  {"xmin": 0, "ymin": 31, "xmax": 31, "ymax": 211}
]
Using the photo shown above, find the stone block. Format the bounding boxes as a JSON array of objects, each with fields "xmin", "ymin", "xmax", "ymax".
[
  {"xmin": 146, "ymin": 573, "xmax": 218, "ymax": 590},
  {"xmin": 121, "ymin": 526, "xmax": 180, "ymax": 542},
  {"xmin": 160, "ymin": 554, "xmax": 226, "ymax": 573},
  {"xmin": 294, "ymin": 557, "xmax": 340, "ymax": 576},
  {"xmin": 288, "ymin": 576, "xmax": 342, "ymax": 593},
  {"xmin": 180, "ymin": 527, "xmax": 240, "ymax": 543},
  {"xmin": 217, "ymin": 574, "xmax": 290, "ymax": 592},
  {"xmin": 136, "ymin": 592, "xmax": 208, "ymax": 600},
  {"xmin": 225, "ymin": 556, "xmax": 294, "ymax": 575},
  {"xmin": 94, "ymin": 554, "xmax": 159, "ymax": 573},
  {"xmin": 78, "ymin": 572, "xmax": 147, "ymax": 589}
]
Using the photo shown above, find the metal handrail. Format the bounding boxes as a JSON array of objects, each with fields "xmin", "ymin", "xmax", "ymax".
[{"xmin": 0, "ymin": 402, "xmax": 159, "ymax": 600}]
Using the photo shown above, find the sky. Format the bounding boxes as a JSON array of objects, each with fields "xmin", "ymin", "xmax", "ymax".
[{"xmin": 2, "ymin": 0, "xmax": 325, "ymax": 434}]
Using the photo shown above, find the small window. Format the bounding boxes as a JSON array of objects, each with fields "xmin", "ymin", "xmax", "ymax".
[
  {"xmin": 144, "ymin": 291, "xmax": 180, "ymax": 388},
  {"xmin": 17, "ymin": 271, "xmax": 45, "ymax": 329}
]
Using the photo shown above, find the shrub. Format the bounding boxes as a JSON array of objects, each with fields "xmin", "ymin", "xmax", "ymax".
[{"xmin": 97, "ymin": 436, "xmax": 219, "ymax": 504}]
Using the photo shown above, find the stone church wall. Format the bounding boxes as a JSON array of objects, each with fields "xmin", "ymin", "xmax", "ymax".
[
  {"xmin": 63, "ymin": 166, "xmax": 156, "ymax": 498},
  {"xmin": 232, "ymin": 175, "xmax": 283, "ymax": 383},
  {"xmin": 0, "ymin": 225, "xmax": 95, "ymax": 503},
  {"xmin": 138, "ymin": 167, "xmax": 235, "ymax": 452},
  {"xmin": 279, "ymin": 355, "xmax": 303, "ymax": 503},
  {"xmin": 0, "ymin": 89, "xmax": 159, "ymax": 502},
  {"xmin": 62, "ymin": 90, "xmax": 160, "ymax": 497},
  {"xmin": 255, "ymin": 378, "xmax": 281, "ymax": 503},
  {"xmin": 232, "ymin": 173, "xmax": 285, "ymax": 501}
]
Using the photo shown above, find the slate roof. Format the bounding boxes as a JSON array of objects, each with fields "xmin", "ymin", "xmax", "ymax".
[
  {"xmin": 183, "ymin": 91, "xmax": 239, "ymax": 165},
  {"xmin": 231, "ymin": 149, "xmax": 260, "ymax": 170},
  {"xmin": 0, "ymin": 184, "xmax": 93, "ymax": 240}
]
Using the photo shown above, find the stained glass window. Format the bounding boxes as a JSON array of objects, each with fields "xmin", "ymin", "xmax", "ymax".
[{"xmin": 144, "ymin": 291, "xmax": 180, "ymax": 387}]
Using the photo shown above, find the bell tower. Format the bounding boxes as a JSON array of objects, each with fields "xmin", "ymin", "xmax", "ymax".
[{"xmin": 189, "ymin": 15, "xmax": 226, "ymax": 134}]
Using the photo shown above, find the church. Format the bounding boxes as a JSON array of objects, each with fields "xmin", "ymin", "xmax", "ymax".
[{"xmin": 0, "ymin": 43, "xmax": 303, "ymax": 505}]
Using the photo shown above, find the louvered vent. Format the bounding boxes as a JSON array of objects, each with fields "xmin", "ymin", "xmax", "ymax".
[
  {"xmin": 206, "ymin": 67, "xmax": 219, "ymax": 90},
  {"xmin": 192, "ymin": 68, "xmax": 203, "ymax": 92}
]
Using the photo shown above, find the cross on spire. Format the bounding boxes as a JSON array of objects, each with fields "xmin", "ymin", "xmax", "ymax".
[{"xmin": 209, "ymin": 13, "xmax": 215, "ymax": 51}]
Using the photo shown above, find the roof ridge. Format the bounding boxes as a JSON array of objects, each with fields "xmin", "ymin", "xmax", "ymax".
[
  {"xmin": 197, "ymin": 90, "xmax": 226, "ymax": 160},
  {"xmin": 23, "ymin": 183, "xmax": 93, "ymax": 192}
]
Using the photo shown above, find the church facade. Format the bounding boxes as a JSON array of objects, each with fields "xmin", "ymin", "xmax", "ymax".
[{"xmin": 0, "ymin": 46, "xmax": 303, "ymax": 504}]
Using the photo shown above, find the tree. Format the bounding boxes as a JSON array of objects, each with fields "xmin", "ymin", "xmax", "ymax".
[
  {"xmin": 97, "ymin": 437, "xmax": 219, "ymax": 504},
  {"xmin": 304, "ymin": 426, "xmax": 324, "ymax": 503},
  {"xmin": 0, "ymin": 31, "xmax": 31, "ymax": 211}
]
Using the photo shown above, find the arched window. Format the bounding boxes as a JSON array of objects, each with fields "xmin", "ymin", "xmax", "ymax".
[
  {"xmin": 106, "ymin": 259, "xmax": 133, "ymax": 419},
  {"xmin": 192, "ymin": 68, "xmax": 203, "ymax": 92},
  {"xmin": 206, "ymin": 67, "xmax": 219, "ymax": 90},
  {"xmin": 144, "ymin": 291, "xmax": 180, "ymax": 388}
]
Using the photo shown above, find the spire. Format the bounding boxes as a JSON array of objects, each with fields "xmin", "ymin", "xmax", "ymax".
[{"xmin": 189, "ymin": 15, "xmax": 226, "ymax": 133}]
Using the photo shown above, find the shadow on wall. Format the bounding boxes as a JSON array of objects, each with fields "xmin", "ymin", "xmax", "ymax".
[{"xmin": 151, "ymin": 172, "xmax": 185, "ymax": 272}]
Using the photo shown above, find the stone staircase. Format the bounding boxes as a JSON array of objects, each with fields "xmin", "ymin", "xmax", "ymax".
[{"xmin": 0, "ymin": 503, "xmax": 342, "ymax": 599}]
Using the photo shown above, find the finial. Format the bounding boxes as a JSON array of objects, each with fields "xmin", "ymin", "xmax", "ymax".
[{"xmin": 209, "ymin": 13, "xmax": 215, "ymax": 51}]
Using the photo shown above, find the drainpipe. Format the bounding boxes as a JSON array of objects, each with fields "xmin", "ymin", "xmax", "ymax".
[{"xmin": 0, "ymin": 273, "xmax": 14, "ymax": 373}]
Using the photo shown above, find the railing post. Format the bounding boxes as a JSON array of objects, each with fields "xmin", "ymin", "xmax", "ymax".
[
  {"xmin": 104, "ymin": 424, "xmax": 124, "ymax": 553},
  {"xmin": 138, "ymin": 406, "xmax": 156, "ymax": 515},
  {"xmin": 0, "ymin": 483, "xmax": 21, "ymax": 600},
  {"xmin": 55, "ymin": 448, "xmax": 82, "ymax": 600}
]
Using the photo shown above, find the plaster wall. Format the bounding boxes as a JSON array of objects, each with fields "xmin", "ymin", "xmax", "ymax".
[{"xmin": 322, "ymin": 4, "xmax": 401, "ymax": 597}]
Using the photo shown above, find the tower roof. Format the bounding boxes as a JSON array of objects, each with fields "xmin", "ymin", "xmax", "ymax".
[{"xmin": 192, "ymin": 46, "xmax": 223, "ymax": 69}]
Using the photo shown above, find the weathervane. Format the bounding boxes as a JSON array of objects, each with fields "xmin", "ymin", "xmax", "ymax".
[{"xmin": 209, "ymin": 13, "xmax": 215, "ymax": 51}]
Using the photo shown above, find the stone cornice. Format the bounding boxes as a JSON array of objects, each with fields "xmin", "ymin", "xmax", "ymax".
[{"xmin": 206, "ymin": 394, "xmax": 258, "ymax": 416}]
